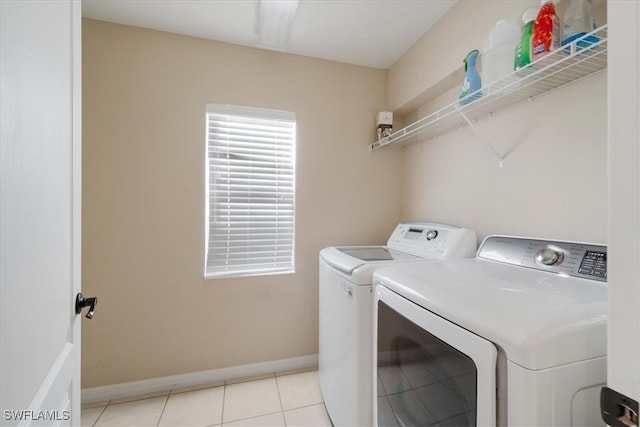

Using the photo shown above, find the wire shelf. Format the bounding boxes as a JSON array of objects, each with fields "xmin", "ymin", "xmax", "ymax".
[{"xmin": 369, "ymin": 25, "xmax": 608, "ymax": 151}]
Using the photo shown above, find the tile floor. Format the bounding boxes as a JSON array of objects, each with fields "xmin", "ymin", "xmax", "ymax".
[{"xmin": 81, "ymin": 370, "xmax": 332, "ymax": 427}]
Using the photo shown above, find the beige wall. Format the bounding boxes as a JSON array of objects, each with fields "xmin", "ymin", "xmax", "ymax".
[
  {"xmin": 81, "ymin": 19, "xmax": 402, "ymax": 388},
  {"xmin": 391, "ymin": 0, "xmax": 608, "ymax": 243}
]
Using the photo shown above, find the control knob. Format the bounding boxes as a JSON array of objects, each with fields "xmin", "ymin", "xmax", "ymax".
[
  {"xmin": 426, "ymin": 230, "xmax": 438, "ymax": 241},
  {"xmin": 535, "ymin": 246, "xmax": 564, "ymax": 266}
]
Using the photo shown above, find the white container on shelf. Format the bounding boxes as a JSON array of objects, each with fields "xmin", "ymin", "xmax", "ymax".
[{"xmin": 482, "ymin": 20, "xmax": 521, "ymax": 87}]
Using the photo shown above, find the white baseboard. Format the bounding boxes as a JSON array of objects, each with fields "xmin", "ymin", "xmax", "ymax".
[{"xmin": 81, "ymin": 354, "xmax": 318, "ymax": 404}]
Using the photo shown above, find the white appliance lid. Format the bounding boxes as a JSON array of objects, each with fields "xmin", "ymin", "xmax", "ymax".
[
  {"xmin": 320, "ymin": 246, "xmax": 420, "ymax": 284},
  {"xmin": 374, "ymin": 258, "xmax": 607, "ymax": 370},
  {"xmin": 335, "ymin": 246, "xmax": 417, "ymax": 262}
]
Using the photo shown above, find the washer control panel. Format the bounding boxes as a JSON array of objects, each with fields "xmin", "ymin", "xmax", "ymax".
[
  {"xmin": 386, "ymin": 222, "xmax": 477, "ymax": 259},
  {"xmin": 478, "ymin": 236, "xmax": 607, "ymax": 282}
]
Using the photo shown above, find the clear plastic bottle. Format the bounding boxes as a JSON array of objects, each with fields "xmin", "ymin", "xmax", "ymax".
[
  {"xmin": 531, "ymin": 0, "xmax": 561, "ymax": 61},
  {"xmin": 514, "ymin": 8, "xmax": 538, "ymax": 75},
  {"xmin": 562, "ymin": 0, "xmax": 599, "ymax": 50}
]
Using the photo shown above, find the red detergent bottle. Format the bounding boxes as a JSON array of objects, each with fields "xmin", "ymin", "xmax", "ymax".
[{"xmin": 531, "ymin": 0, "xmax": 561, "ymax": 61}]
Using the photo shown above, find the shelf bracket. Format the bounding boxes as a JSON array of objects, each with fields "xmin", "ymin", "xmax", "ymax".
[{"xmin": 454, "ymin": 105, "xmax": 505, "ymax": 168}]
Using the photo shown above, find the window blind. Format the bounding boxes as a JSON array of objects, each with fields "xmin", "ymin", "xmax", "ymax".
[{"xmin": 205, "ymin": 105, "xmax": 296, "ymax": 278}]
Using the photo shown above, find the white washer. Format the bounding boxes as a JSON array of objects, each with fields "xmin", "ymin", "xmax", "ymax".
[
  {"xmin": 319, "ymin": 222, "xmax": 477, "ymax": 427},
  {"xmin": 373, "ymin": 235, "xmax": 608, "ymax": 427}
]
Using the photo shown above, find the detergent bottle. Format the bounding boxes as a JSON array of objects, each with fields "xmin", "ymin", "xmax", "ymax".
[
  {"xmin": 482, "ymin": 20, "xmax": 521, "ymax": 87},
  {"xmin": 459, "ymin": 50, "xmax": 481, "ymax": 105},
  {"xmin": 514, "ymin": 8, "xmax": 538, "ymax": 75},
  {"xmin": 531, "ymin": 0, "xmax": 561, "ymax": 62}
]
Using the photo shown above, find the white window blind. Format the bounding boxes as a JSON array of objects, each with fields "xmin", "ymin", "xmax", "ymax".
[{"xmin": 205, "ymin": 105, "xmax": 296, "ymax": 278}]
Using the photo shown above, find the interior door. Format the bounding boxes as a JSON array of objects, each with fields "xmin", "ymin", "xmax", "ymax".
[
  {"xmin": 607, "ymin": 0, "xmax": 640, "ymax": 418},
  {"xmin": 1, "ymin": 1, "xmax": 83, "ymax": 425}
]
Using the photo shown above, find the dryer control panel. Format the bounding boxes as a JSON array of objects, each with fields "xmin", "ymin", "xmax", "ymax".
[{"xmin": 478, "ymin": 236, "xmax": 607, "ymax": 282}]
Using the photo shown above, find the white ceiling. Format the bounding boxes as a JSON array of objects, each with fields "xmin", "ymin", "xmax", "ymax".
[{"xmin": 81, "ymin": 0, "xmax": 457, "ymax": 69}]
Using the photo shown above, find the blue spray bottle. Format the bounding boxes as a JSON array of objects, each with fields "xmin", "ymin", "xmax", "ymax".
[{"xmin": 459, "ymin": 49, "xmax": 482, "ymax": 105}]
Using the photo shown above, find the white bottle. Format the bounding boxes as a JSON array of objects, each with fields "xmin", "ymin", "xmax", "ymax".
[{"xmin": 482, "ymin": 20, "xmax": 521, "ymax": 88}]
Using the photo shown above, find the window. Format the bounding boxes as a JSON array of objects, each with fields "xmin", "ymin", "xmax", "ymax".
[{"xmin": 205, "ymin": 105, "xmax": 296, "ymax": 278}]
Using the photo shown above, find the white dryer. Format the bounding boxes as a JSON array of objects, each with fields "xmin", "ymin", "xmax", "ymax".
[
  {"xmin": 319, "ymin": 222, "xmax": 477, "ymax": 427},
  {"xmin": 373, "ymin": 235, "xmax": 608, "ymax": 427}
]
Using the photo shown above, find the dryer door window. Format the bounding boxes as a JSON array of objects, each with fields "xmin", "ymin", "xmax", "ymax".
[{"xmin": 375, "ymin": 288, "xmax": 497, "ymax": 427}]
